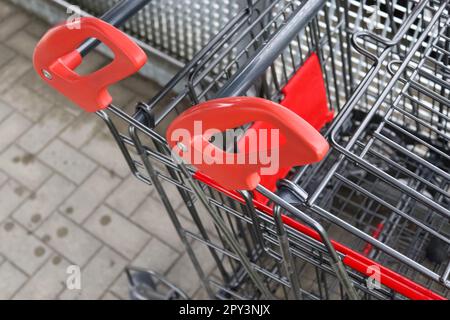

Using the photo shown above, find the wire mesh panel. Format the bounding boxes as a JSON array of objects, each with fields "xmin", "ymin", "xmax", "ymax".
[
  {"xmin": 67, "ymin": 0, "xmax": 248, "ymax": 63},
  {"xmin": 33, "ymin": 0, "xmax": 450, "ymax": 299},
  {"xmin": 292, "ymin": 0, "xmax": 450, "ymax": 298}
]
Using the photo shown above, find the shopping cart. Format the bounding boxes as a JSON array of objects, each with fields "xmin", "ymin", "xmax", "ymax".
[{"xmin": 33, "ymin": 0, "xmax": 449, "ymax": 300}]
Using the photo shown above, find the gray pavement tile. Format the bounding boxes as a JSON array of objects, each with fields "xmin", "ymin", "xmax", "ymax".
[
  {"xmin": 13, "ymin": 174, "xmax": 76, "ymax": 231},
  {"xmin": 13, "ymin": 255, "xmax": 71, "ymax": 300},
  {"xmin": 36, "ymin": 213, "xmax": 102, "ymax": 267},
  {"xmin": 159, "ymin": 179, "xmax": 185, "ymax": 210},
  {"xmin": 0, "ymin": 170, "xmax": 7, "ymax": 188},
  {"xmin": 0, "ymin": 145, "xmax": 52, "ymax": 190},
  {"xmin": 0, "ymin": 219, "xmax": 51, "ymax": 275},
  {"xmin": 0, "ymin": 261, "xmax": 28, "ymax": 300},
  {"xmin": 108, "ymin": 273, "xmax": 129, "ymax": 300},
  {"xmin": 193, "ymin": 288, "xmax": 210, "ymax": 300},
  {"xmin": 59, "ymin": 246, "xmax": 127, "ymax": 300},
  {"xmin": 0, "ymin": 56, "xmax": 32, "ymax": 94},
  {"xmin": 74, "ymin": 50, "xmax": 110, "ymax": 75},
  {"xmin": 1, "ymin": 85, "xmax": 54, "ymax": 122},
  {"xmin": 102, "ymin": 291, "xmax": 121, "ymax": 300},
  {"xmin": 84, "ymin": 205, "xmax": 151, "ymax": 260},
  {"xmin": 5, "ymin": 30, "xmax": 38, "ymax": 60},
  {"xmin": 24, "ymin": 18, "xmax": 48, "ymax": 38},
  {"xmin": 60, "ymin": 113, "xmax": 105, "ymax": 149},
  {"xmin": 121, "ymin": 75, "xmax": 160, "ymax": 97},
  {"xmin": 60, "ymin": 167, "xmax": 122, "ymax": 224},
  {"xmin": 108, "ymin": 83, "xmax": 136, "ymax": 107},
  {"xmin": 0, "ymin": 43, "xmax": 14, "ymax": 68},
  {"xmin": 105, "ymin": 175, "xmax": 153, "ymax": 217},
  {"xmin": 0, "ymin": 99, "xmax": 13, "ymax": 122},
  {"xmin": 0, "ymin": 112, "xmax": 32, "ymax": 153},
  {"xmin": 0, "ymin": 0, "xmax": 17, "ymax": 20},
  {"xmin": 18, "ymin": 70, "xmax": 81, "ymax": 116},
  {"xmin": 132, "ymin": 238, "xmax": 180, "ymax": 276},
  {"xmin": 166, "ymin": 241, "xmax": 217, "ymax": 296},
  {"xmin": 0, "ymin": 179, "xmax": 31, "ymax": 224},
  {"xmin": 0, "ymin": 11, "xmax": 29, "ymax": 42},
  {"xmin": 39, "ymin": 139, "xmax": 97, "ymax": 185},
  {"xmin": 81, "ymin": 130, "xmax": 131, "ymax": 179},
  {"xmin": 18, "ymin": 107, "xmax": 74, "ymax": 154},
  {"xmin": 131, "ymin": 196, "xmax": 194, "ymax": 251}
]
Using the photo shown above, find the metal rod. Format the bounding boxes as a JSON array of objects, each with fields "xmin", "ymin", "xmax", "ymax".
[
  {"xmin": 255, "ymin": 184, "xmax": 359, "ymax": 300},
  {"xmin": 171, "ymin": 153, "xmax": 275, "ymax": 299},
  {"xmin": 78, "ymin": 0, "xmax": 152, "ymax": 57},
  {"xmin": 215, "ymin": 0, "xmax": 326, "ymax": 98}
]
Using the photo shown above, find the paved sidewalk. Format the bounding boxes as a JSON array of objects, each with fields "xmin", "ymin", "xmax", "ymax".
[{"xmin": 0, "ymin": 0, "xmax": 205, "ymax": 299}]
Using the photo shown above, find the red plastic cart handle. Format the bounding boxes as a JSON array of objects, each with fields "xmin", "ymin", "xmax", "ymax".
[
  {"xmin": 33, "ymin": 17, "xmax": 147, "ymax": 112},
  {"xmin": 166, "ymin": 97, "xmax": 329, "ymax": 190}
]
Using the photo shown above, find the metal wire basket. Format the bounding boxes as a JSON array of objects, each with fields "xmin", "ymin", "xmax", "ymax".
[{"xmin": 33, "ymin": 0, "xmax": 449, "ymax": 300}]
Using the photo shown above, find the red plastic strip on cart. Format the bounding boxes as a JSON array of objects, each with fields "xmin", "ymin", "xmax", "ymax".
[
  {"xmin": 362, "ymin": 222, "xmax": 385, "ymax": 257},
  {"xmin": 33, "ymin": 17, "xmax": 147, "ymax": 112},
  {"xmin": 193, "ymin": 171, "xmax": 446, "ymax": 301},
  {"xmin": 167, "ymin": 97, "xmax": 329, "ymax": 190},
  {"xmin": 238, "ymin": 53, "xmax": 334, "ymax": 203}
]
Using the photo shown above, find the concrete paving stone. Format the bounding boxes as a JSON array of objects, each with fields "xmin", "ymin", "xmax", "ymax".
[
  {"xmin": 84, "ymin": 205, "xmax": 151, "ymax": 260},
  {"xmin": 0, "ymin": 170, "xmax": 7, "ymax": 187},
  {"xmin": 121, "ymin": 75, "xmax": 161, "ymax": 97},
  {"xmin": 108, "ymin": 83, "xmax": 136, "ymax": 107},
  {"xmin": 0, "ymin": 261, "xmax": 28, "ymax": 300},
  {"xmin": 60, "ymin": 112, "xmax": 105, "ymax": 149},
  {"xmin": 59, "ymin": 246, "xmax": 127, "ymax": 300},
  {"xmin": 5, "ymin": 30, "xmax": 38, "ymax": 60},
  {"xmin": 102, "ymin": 291, "xmax": 121, "ymax": 300},
  {"xmin": 60, "ymin": 167, "xmax": 122, "ymax": 224},
  {"xmin": 0, "ymin": 99, "xmax": 13, "ymax": 122},
  {"xmin": 0, "ymin": 43, "xmax": 14, "ymax": 68},
  {"xmin": 0, "ymin": 112, "xmax": 32, "ymax": 153},
  {"xmin": 13, "ymin": 254, "xmax": 71, "ymax": 300},
  {"xmin": 13, "ymin": 174, "xmax": 76, "ymax": 231},
  {"xmin": 84, "ymin": 206, "xmax": 150, "ymax": 259},
  {"xmin": 0, "ymin": 11, "xmax": 29, "ymax": 42},
  {"xmin": 0, "ymin": 219, "xmax": 51, "ymax": 275},
  {"xmin": 24, "ymin": 18, "xmax": 48, "ymax": 38},
  {"xmin": 0, "ymin": 0, "xmax": 16, "ymax": 20},
  {"xmin": 193, "ymin": 287, "xmax": 210, "ymax": 300},
  {"xmin": 0, "ymin": 179, "xmax": 30, "ymax": 223},
  {"xmin": 166, "ymin": 240, "xmax": 217, "ymax": 296},
  {"xmin": 0, "ymin": 55, "xmax": 32, "ymax": 95},
  {"xmin": 105, "ymin": 175, "xmax": 152, "ymax": 217},
  {"xmin": 18, "ymin": 107, "xmax": 74, "ymax": 154},
  {"xmin": 74, "ymin": 50, "xmax": 110, "ymax": 75},
  {"xmin": 131, "ymin": 196, "xmax": 196, "ymax": 252},
  {"xmin": 1, "ymin": 85, "xmax": 54, "ymax": 122},
  {"xmin": 159, "ymin": 179, "xmax": 185, "ymax": 210},
  {"xmin": 0, "ymin": 145, "xmax": 52, "ymax": 190},
  {"xmin": 81, "ymin": 130, "xmax": 131, "ymax": 179},
  {"xmin": 132, "ymin": 238, "xmax": 180, "ymax": 275},
  {"xmin": 36, "ymin": 213, "xmax": 102, "ymax": 267},
  {"xmin": 176, "ymin": 201, "xmax": 217, "ymax": 235},
  {"xmin": 39, "ymin": 139, "xmax": 97, "ymax": 185},
  {"xmin": 109, "ymin": 273, "xmax": 129, "ymax": 300},
  {"xmin": 19, "ymin": 70, "xmax": 81, "ymax": 116}
]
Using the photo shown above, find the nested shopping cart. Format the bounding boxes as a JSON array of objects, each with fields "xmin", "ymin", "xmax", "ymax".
[{"xmin": 33, "ymin": 0, "xmax": 449, "ymax": 300}]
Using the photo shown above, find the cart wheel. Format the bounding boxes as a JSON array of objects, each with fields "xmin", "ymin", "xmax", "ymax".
[{"xmin": 126, "ymin": 268, "xmax": 189, "ymax": 300}]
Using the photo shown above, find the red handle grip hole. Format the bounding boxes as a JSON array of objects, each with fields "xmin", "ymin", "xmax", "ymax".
[
  {"xmin": 33, "ymin": 17, "xmax": 147, "ymax": 112},
  {"xmin": 167, "ymin": 97, "xmax": 329, "ymax": 190}
]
